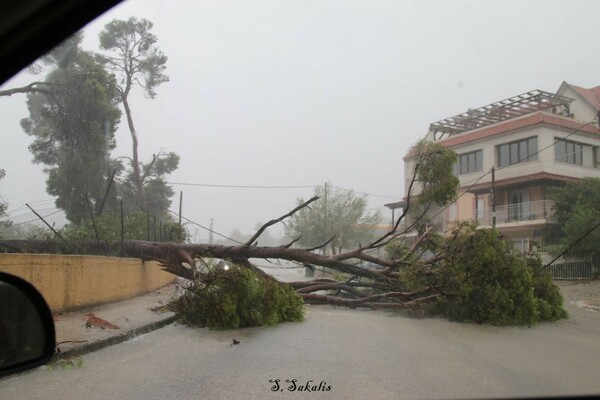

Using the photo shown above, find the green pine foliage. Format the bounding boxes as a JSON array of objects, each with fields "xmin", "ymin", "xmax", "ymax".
[
  {"xmin": 168, "ymin": 262, "xmax": 304, "ymax": 330},
  {"xmin": 21, "ymin": 39, "xmax": 122, "ymax": 225},
  {"xmin": 527, "ymin": 257, "xmax": 568, "ymax": 321},
  {"xmin": 400, "ymin": 225, "xmax": 567, "ymax": 326}
]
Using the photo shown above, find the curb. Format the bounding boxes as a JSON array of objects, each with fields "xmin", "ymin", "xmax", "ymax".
[{"xmin": 59, "ymin": 314, "xmax": 177, "ymax": 359}]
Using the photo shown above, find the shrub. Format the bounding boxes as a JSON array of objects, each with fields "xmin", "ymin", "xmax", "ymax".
[
  {"xmin": 168, "ymin": 262, "xmax": 304, "ymax": 329},
  {"xmin": 62, "ymin": 212, "xmax": 187, "ymax": 242}
]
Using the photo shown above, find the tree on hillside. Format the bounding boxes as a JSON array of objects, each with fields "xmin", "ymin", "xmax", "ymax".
[
  {"xmin": 20, "ymin": 42, "xmax": 121, "ymax": 224},
  {"xmin": 285, "ymin": 183, "xmax": 381, "ymax": 255},
  {"xmin": 547, "ymin": 177, "xmax": 600, "ymax": 267},
  {"xmin": 97, "ymin": 17, "xmax": 171, "ymax": 207}
]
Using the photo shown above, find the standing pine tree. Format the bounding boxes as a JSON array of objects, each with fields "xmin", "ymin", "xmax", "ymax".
[
  {"xmin": 97, "ymin": 17, "xmax": 170, "ymax": 208},
  {"xmin": 20, "ymin": 35, "xmax": 121, "ymax": 224}
]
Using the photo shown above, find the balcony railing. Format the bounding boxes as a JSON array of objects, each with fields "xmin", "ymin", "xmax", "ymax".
[{"xmin": 474, "ymin": 200, "xmax": 555, "ymax": 226}]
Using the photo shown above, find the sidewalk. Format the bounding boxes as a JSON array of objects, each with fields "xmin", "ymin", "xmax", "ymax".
[
  {"xmin": 51, "ymin": 265, "xmax": 306, "ymax": 359},
  {"xmin": 53, "ymin": 283, "xmax": 179, "ymax": 359}
]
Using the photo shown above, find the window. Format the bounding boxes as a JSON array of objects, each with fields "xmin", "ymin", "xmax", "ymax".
[
  {"xmin": 497, "ymin": 137, "xmax": 538, "ymax": 167},
  {"xmin": 476, "ymin": 198, "xmax": 485, "ymax": 219},
  {"xmin": 453, "ymin": 150, "xmax": 483, "ymax": 175},
  {"xmin": 449, "ymin": 202, "xmax": 457, "ymax": 221},
  {"xmin": 508, "ymin": 191, "xmax": 530, "ymax": 221},
  {"xmin": 555, "ymin": 138, "xmax": 587, "ymax": 165}
]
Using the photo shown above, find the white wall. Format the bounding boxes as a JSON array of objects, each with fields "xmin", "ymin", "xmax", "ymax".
[{"xmin": 557, "ymin": 85, "xmax": 599, "ymax": 123}]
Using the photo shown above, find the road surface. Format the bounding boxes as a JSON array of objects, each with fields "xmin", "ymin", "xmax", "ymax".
[{"xmin": 1, "ymin": 272, "xmax": 599, "ymax": 399}]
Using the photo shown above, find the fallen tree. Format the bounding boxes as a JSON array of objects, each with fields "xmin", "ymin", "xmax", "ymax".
[{"xmin": 0, "ymin": 141, "xmax": 567, "ymax": 325}]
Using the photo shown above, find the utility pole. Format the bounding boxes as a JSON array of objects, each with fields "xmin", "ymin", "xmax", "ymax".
[
  {"xmin": 339, "ymin": 212, "xmax": 343, "ymax": 254},
  {"xmin": 153, "ymin": 216, "xmax": 157, "ymax": 241},
  {"xmin": 323, "ymin": 182, "xmax": 328, "ymax": 255},
  {"xmin": 491, "ymin": 167, "xmax": 496, "ymax": 228},
  {"xmin": 178, "ymin": 191, "xmax": 183, "ymax": 242},
  {"xmin": 209, "ymin": 218, "xmax": 214, "ymax": 245},
  {"xmin": 117, "ymin": 196, "xmax": 124, "ymax": 256}
]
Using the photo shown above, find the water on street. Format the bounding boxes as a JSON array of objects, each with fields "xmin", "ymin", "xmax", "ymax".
[{"xmin": 1, "ymin": 268, "xmax": 600, "ymax": 400}]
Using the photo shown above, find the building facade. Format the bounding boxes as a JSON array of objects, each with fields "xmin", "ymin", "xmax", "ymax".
[{"xmin": 394, "ymin": 82, "xmax": 600, "ymax": 253}]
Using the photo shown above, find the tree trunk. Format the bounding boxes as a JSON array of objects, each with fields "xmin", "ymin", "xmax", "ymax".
[{"xmin": 121, "ymin": 93, "xmax": 145, "ymax": 205}]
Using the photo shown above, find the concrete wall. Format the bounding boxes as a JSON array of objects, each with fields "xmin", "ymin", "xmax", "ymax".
[{"xmin": 0, "ymin": 254, "xmax": 176, "ymax": 312}]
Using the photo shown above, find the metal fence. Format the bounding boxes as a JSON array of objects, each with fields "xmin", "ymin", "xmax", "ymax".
[{"xmin": 548, "ymin": 261, "xmax": 596, "ymax": 280}]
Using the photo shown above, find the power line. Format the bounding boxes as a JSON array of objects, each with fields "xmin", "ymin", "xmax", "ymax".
[
  {"xmin": 114, "ymin": 186, "xmax": 243, "ymax": 245},
  {"xmin": 167, "ymin": 182, "xmax": 315, "ymax": 189},
  {"xmin": 167, "ymin": 181, "xmax": 399, "ymax": 200},
  {"xmin": 543, "ymin": 219, "xmax": 600, "ymax": 270},
  {"xmin": 164, "ymin": 208, "xmax": 243, "ymax": 245},
  {"xmin": 184, "ymin": 194, "xmax": 290, "ymax": 209},
  {"xmin": 329, "ymin": 185, "xmax": 399, "ymax": 199}
]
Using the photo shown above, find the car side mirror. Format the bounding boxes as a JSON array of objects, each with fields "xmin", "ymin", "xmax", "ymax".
[{"xmin": 0, "ymin": 272, "xmax": 56, "ymax": 378}]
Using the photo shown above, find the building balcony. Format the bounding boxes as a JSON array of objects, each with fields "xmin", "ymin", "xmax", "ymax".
[{"xmin": 474, "ymin": 200, "xmax": 555, "ymax": 228}]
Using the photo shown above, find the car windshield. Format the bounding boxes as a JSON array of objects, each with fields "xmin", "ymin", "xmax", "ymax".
[{"xmin": 1, "ymin": 1, "xmax": 600, "ymax": 398}]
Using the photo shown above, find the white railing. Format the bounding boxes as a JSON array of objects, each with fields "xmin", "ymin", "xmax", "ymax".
[
  {"xmin": 549, "ymin": 261, "xmax": 596, "ymax": 280},
  {"xmin": 474, "ymin": 200, "xmax": 555, "ymax": 225}
]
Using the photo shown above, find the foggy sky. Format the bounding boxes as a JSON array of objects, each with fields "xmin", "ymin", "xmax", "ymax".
[{"xmin": 2, "ymin": 0, "xmax": 600, "ymax": 241}]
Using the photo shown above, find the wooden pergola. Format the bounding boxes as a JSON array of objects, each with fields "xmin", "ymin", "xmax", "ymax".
[{"xmin": 429, "ymin": 90, "xmax": 574, "ymax": 140}]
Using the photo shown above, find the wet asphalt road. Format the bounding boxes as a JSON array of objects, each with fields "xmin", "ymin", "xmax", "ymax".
[{"xmin": 1, "ymin": 268, "xmax": 600, "ymax": 400}]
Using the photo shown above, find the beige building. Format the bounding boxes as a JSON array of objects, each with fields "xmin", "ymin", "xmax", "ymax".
[{"xmin": 392, "ymin": 82, "xmax": 600, "ymax": 252}]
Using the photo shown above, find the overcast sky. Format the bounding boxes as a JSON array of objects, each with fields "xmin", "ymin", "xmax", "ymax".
[{"xmin": 2, "ymin": 0, "xmax": 600, "ymax": 241}]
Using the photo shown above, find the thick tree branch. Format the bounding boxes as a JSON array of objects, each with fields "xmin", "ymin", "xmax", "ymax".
[
  {"xmin": 0, "ymin": 81, "xmax": 56, "ymax": 97},
  {"xmin": 299, "ymin": 293, "xmax": 441, "ymax": 309}
]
